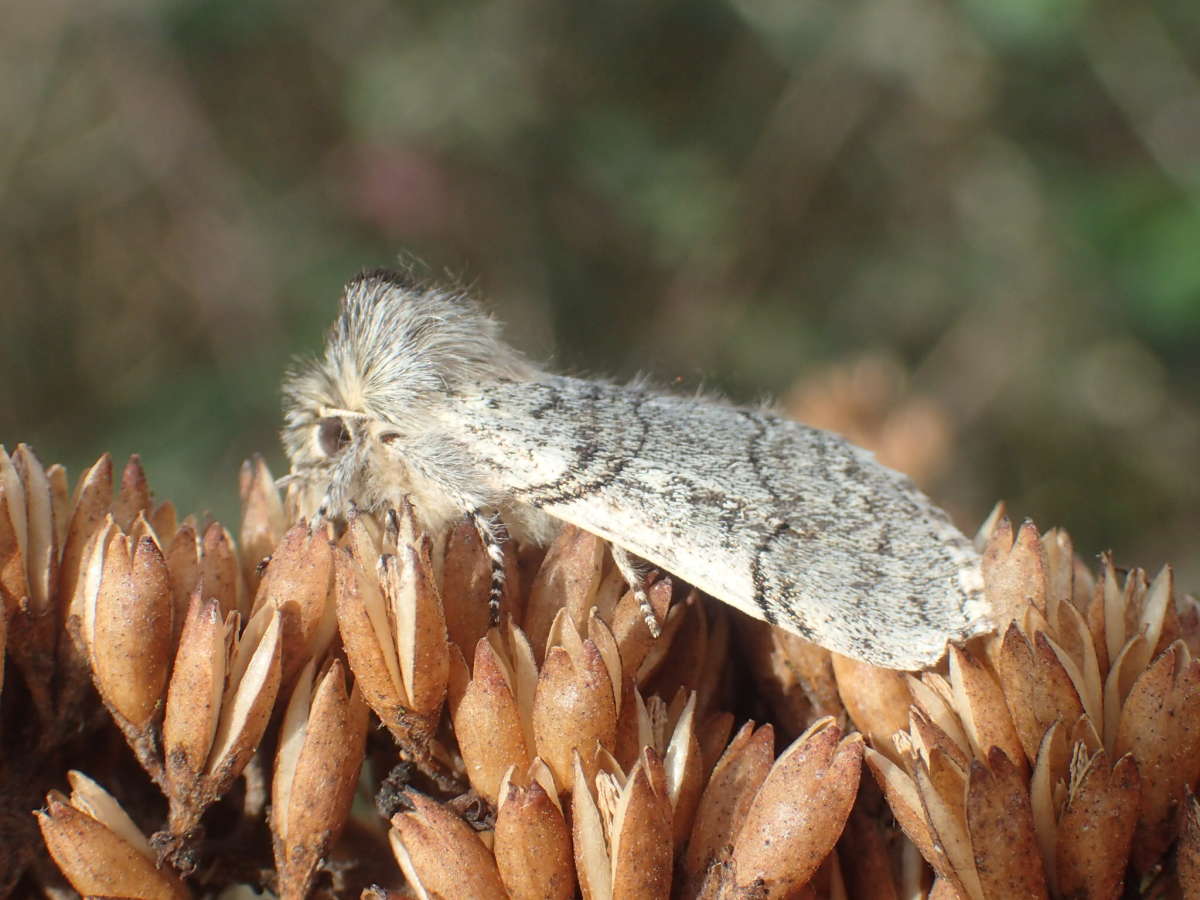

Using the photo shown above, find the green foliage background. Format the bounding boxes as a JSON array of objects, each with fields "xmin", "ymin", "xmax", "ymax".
[{"xmin": 3, "ymin": 0, "xmax": 1198, "ymax": 584}]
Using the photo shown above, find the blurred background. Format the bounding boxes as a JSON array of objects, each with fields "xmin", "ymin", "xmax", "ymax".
[{"xmin": 2, "ymin": 0, "xmax": 1197, "ymax": 585}]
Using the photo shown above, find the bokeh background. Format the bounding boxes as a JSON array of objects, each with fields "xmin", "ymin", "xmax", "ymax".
[{"xmin": 3, "ymin": 0, "xmax": 1198, "ymax": 585}]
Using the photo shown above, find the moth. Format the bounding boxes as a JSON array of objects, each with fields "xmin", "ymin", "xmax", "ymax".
[{"xmin": 282, "ymin": 269, "xmax": 992, "ymax": 669}]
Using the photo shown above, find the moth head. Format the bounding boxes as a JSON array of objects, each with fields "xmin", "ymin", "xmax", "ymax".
[
  {"xmin": 279, "ymin": 394, "xmax": 416, "ymax": 523},
  {"xmin": 281, "ymin": 268, "xmax": 533, "ymax": 521}
]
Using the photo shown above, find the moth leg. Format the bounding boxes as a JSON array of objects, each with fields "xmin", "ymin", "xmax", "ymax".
[
  {"xmin": 470, "ymin": 511, "xmax": 508, "ymax": 626},
  {"xmin": 610, "ymin": 545, "xmax": 662, "ymax": 639}
]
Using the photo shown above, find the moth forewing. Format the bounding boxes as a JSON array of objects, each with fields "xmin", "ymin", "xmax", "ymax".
[
  {"xmin": 282, "ymin": 270, "xmax": 994, "ymax": 672},
  {"xmin": 449, "ymin": 379, "xmax": 990, "ymax": 671}
]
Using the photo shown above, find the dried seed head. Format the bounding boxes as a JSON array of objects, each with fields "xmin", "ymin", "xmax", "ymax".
[
  {"xmin": 683, "ymin": 720, "xmax": 775, "ymax": 895},
  {"xmin": 37, "ymin": 773, "xmax": 188, "ymax": 900},
  {"xmin": 729, "ymin": 720, "xmax": 863, "ymax": 897},
  {"xmin": 8, "ymin": 444, "xmax": 59, "ymax": 617},
  {"xmin": 450, "ymin": 632, "xmax": 535, "ymax": 805},
  {"xmin": 1052, "ymin": 749, "xmax": 1139, "ymax": 897},
  {"xmin": 830, "ymin": 652, "xmax": 911, "ymax": 762},
  {"xmin": 334, "ymin": 507, "xmax": 450, "ymax": 764},
  {"xmin": 89, "ymin": 526, "xmax": 173, "ymax": 729},
  {"xmin": 569, "ymin": 746, "xmax": 673, "ymax": 899},
  {"xmin": 608, "ymin": 749, "xmax": 673, "ymax": 898},
  {"xmin": 17, "ymin": 441, "xmax": 1200, "ymax": 897},
  {"xmin": 163, "ymin": 603, "xmax": 285, "ymax": 842},
  {"xmin": 441, "ymin": 516, "xmax": 516, "ymax": 655},
  {"xmin": 381, "ymin": 537, "xmax": 450, "ymax": 715},
  {"xmin": 205, "ymin": 604, "xmax": 283, "ymax": 782},
  {"xmin": 532, "ymin": 610, "xmax": 618, "ymax": 793},
  {"xmin": 1113, "ymin": 641, "xmax": 1200, "ymax": 871},
  {"xmin": 859, "ymin": 513, "xmax": 1200, "ymax": 895},
  {"xmin": 58, "ymin": 453, "xmax": 114, "ymax": 615},
  {"xmin": 239, "ymin": 455, "xmax": 286, "ymax": 595},
  {"xmin": 389, "ymin": 792, "xmax": 507, "ymax": 899},
  {"xmin": 962, "ymin": 750, "xmax": 1047, "ymax": 898},
  {"xmin": 523, "ymin": 524, "xmax": 606, "ymax": 660},
  {"xmin": 494, "ymin": 778, "xmax": 575, "ymax": 900},
  {"xmin": 163, "ymin": 591, "xmax": 227, "ymax": 795},
  {"xmin": 252, "ymin": 521, "xmax": 337, "ymax": 684},
  {"xmin": 273, "ymin": 658, "xmax": 369, "ymax": 899}
]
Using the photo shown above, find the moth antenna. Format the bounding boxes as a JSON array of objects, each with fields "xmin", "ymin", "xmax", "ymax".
[
  {"xmin": 471, "ymin": 511, "xmax": 508, "ymax": 625},
  {"xmin": 611, "ymin": 545, "xmax": 662, "ymax": 639}
]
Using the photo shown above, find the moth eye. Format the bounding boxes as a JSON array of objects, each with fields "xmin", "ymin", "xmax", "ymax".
[
  {"xmin": 380, "ymin": 432, "xmax": 401, "ymax": 445},
  {"xmin": 317, "ymin": 417, "xmax": 351, "ymax": 456}
]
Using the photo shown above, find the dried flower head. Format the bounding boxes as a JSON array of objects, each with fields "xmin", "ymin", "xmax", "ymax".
[{"xmin": 6, "ymin": 446, "xmax": 1198, "ymax": 898}]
